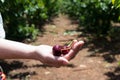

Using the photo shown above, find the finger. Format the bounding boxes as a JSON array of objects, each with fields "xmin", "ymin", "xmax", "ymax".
[
  {"xmin": 64, "ymin": 40, "xmax": 84, "ymax": 60},
  {"xmin": 68, "ymin": 39, "xmax": 77, "ymax": 48},
  {"xmin": 72, "ymin": 40, "xmax": 84, "ymax": 53},
  {"xmin": 54, "ymin": 57, "xmax": 69, "ymax": 67},
  {"xmin": 57, "ymin": 57, "xmax": 69, "ymax": 66}
]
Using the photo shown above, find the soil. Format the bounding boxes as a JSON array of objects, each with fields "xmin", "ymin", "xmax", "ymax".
[{"xmin": 1, "ymin": 14, "xmax": 120, "ymax": 80}]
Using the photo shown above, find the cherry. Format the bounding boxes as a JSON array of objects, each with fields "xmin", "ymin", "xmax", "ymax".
[
  {"xmin": 53, "ymin": 45, "xmax": 62, "ymax": 56},
  {"xmin": 53, "ymin": 45, "xmax": 71, "ymax": 56}
]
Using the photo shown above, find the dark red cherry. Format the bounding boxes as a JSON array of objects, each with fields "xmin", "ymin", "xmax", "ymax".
[
  {"xmin": 61, "ymin": 46, "xmax": 70, "ymax": 55},
  {"xmin": 53, "ymin": 45, "xmax": 71, "ymax": 56},
  {"xmin": 53, "ymin": 45, "xmax": 62, "ymax": 56}
]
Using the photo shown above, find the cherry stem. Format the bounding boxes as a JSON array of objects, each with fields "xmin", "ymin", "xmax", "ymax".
[
  {"xmin": 60, "ymin": 40, "xmax": 74, "ymax": 53},
  {"xmin": 67, "ymin": 40, "xmax": 74, "ymax": 49}
]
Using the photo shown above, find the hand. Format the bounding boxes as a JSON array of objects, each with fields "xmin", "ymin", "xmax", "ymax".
[
  {"xmin": 34, "ymin": 40, "xmax": 84, "ymax": 67},
  {"xmin": 34, "ymin": 45, "xmax": 69, "ymax": 67}
]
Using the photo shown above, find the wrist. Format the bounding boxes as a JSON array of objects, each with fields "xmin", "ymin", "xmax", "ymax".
[
  {"xmin": 29, "ymin": 45, "xmax": 41, "ymax": 60},
  {"xmin": 26, "ymin": 45, "xmax": 37, "ymax": 60}
]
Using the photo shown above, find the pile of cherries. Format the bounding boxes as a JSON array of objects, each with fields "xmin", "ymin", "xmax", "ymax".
[
  {"xmin": 53, "ymin": 45, "xmax": 71, "ymax": 56},
  {"xmin": 52, "ymin": 41, "xmax": 73, "ymax": 56}
]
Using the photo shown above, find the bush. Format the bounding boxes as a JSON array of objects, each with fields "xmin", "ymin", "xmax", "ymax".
[
  {"xmin": 1, "ymin": 0, "xmax": 120, "ymax": 41},
  {"xmin": 62, "ymin": 0, "xmax": 120, "ymax": 38},
  {"xmin": 112, "ymin": 0, "xmax": 120, "ymax": 9},
  {"xmin": 7, "ymin": 24, "xmax": 39, "ymax": 41},
  {"xmin": 0, "ymin": 0, "xmax": 61, "ymax": 41}
]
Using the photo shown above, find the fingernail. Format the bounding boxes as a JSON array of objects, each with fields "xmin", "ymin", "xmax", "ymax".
[
  {"xmin": 79, "ymin": 41, "xmax": 84, "ymax": 45},
  {"xmin": 73, "ymin": 39, "xmax": 77, "ymax": 42}
]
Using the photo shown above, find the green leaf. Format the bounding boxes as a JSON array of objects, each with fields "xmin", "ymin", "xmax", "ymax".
[{"xmin": 112, "ymin": 0, "xmax": 120, "ymax": 8}]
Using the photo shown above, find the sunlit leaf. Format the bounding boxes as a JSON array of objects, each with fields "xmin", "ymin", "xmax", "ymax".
[{"xmin": 112, "ymin": 0, "xmax": 120, "ymax": 8}]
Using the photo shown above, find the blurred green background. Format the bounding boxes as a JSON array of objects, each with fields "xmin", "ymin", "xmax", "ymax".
[{"xmin": 0, "ymin": 0, "xmax": 120, "ymax": 41}]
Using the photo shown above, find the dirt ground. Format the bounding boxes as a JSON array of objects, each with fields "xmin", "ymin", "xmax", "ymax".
[{"xmin": 1, "ymin": 15, "xmax": 120, "ymax": 80}]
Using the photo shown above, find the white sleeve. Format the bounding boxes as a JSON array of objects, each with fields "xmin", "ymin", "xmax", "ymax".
[{"xmin": 0, "ymin": 13, "xmax": 5, "ymax": 39}]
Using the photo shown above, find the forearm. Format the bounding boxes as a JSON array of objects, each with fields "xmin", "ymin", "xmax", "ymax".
[{"xmin": 0, "ymin": 39, "xmax": 36, "ymax": 59}]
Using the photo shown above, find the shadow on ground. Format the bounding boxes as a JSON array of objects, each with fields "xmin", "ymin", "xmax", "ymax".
[
  {"xmin": 105, "ymin": 66, "xmax": 120, "ymax": 80},
  {"xmin": 0, "ymin": 60, "xmax": 35, "ymax": 79},
  {"xmin": 0, "ymin": 59, "xmax": 75, "ymax": 79},
  {"xmin": 84, "ymin": 37, "xmax": 120, "ymax": 63},
  {"xmin": 77, "ymin": 29, "xmax": 120, "ymax": 80}
]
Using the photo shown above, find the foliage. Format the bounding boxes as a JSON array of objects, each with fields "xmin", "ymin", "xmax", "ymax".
[
  {"xmin": 0, "ymin": 0, "xmax": 60, "ymax": 41},
  {"xmin": 112, "ymin": 0, "xmax": 120, "ymax": 21},
  {"xmin": 112, "ymin": 0, "xmax": 120, "ymax": 8},
  {"xmin": 7, "ymin": 24, "xmax": 39, "ymax": 41},
  {"xmin": 1, "ymin": 0, "xmax": 120, "ymax": 41},
  {"xmin": 62, "ymin": 0, "xmax": 120, "ymax": 38}
]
